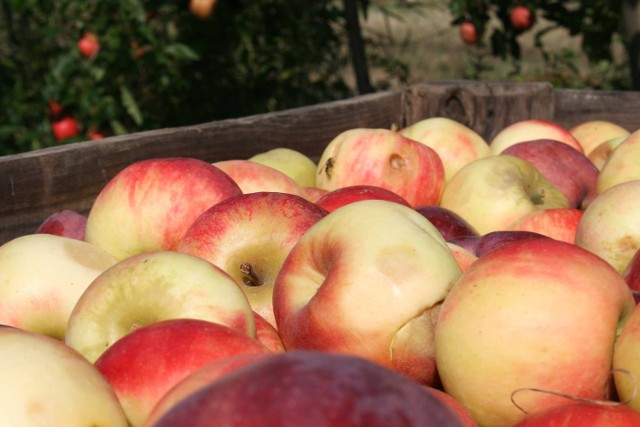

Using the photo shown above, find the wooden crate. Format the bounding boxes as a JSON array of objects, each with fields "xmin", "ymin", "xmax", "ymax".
[{"xmin": 2, "ymin": 80, "xmax": 640, "ymax": 245}]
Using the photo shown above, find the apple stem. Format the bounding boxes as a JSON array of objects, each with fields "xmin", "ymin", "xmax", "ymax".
[{"xmin": 240, "ymin": 262, "xmax": 263, "ymax": 287}]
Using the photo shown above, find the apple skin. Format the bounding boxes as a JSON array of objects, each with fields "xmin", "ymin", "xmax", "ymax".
[
  {"xmin": 303, "ymin": 186, "xmax": 329, "ymax": 203},
  {"xmin": 249, "ymin": 147, "xmax": 317, "ymax": 188},
  {"xmin": 570, "ymin": 119, "xmax": 630, "ymax": 155},
  {"xmin": 0, "ymin": 233, "xmax": 116, "ymax": 339},
  {"xmin": 446, "ymin": 242, "xmax": 478, "ymax": 272},
  {"xmin": 95, "ymin": 318, "xmax": 271, "ymax": 427},
  {"xmin": 78, "ymin": 31, "xmax": 100, "ymax": 58},
  {"xmin": 510, "ymin": 5, "xmax": 535, "ymax": 31},
  {"xmin": 0, "ymin": 325, "xmax": 128, "ymax": 426},
  {"xmin": 435, "ymin": 238, "xmax": 635, "ymax": 427},
  {"xmin": 501, "ymin": 138, "xmax": 599, "ymax": 209},
  {"xmin": 51, "ymin": 116, "xmax": 80, "ymax": 141},
  {"xmin": 414, "ymin": 205, "xmax": 479, "ymax": 241},
  {"xmin": 213, "ymin": 159, "xmax": 308, "ymax": 198},
  {"xmin": 189, "ymin": 0, "xmax": 217, "ymax": 19},
  {"xmin": 490, "ymin": 119, "xmax": 584, "ymax": 155},
  {"xmin": 426, "ymin": 387, "xmax": 478, "ymax": 427},
  {"xmin": 440, "ymin": 155, "xmax": 568, "ymax": 235},
  {"xmin": 622, "ymin": 248, "xmax": 640, "ymax": 293},
  {"xmin": 179, "ymin": 192, "xmax": 328, "ymax": 327},
  {"xmin": 596, "ymin": 129, "xmax": 640, "ymax": 194},
  {"xmin": 85, "ymin": 157, "xmax": 242, "ymax": 261},
  {"xmin": 614, "ymin": 302, "xmax": 640, "ymax": 410},
  {"xmin": 460, "ymin": 21, "xmax": 479, "ymax": 45},
  {"xmin": 272, "ymin": 200, "xmax": 462, "ymax": 386},
  {"xmin": 65, "ymin": 250, "xmax": 255, "ymax": 363},
  {"xmin": 151, "ymin": 351, "xmax": 467, "ymax": 427},
  {"xmin": 448, "ymin": 230, "xmax": 549, "ymax": 258},
  {"xmin": 35, "ymin": 209, "xmax": 87, "ymax": 241},
  {"xmin": 588, "ymin": 135, "xmax": 627, "ymax": 170},
  {"xmin": 145, "ymin": 352, "xmax": 272, "ymax": 426},
  {"xmin": 252, "ymin": 310, "xmax": 285, "ymax": 352},
  {"xmin": 511, "ymin": 401, "xmax": 640, "ymax": 426},
  {"xmin": 575, "ymin": 180, "xmax": 640, "ymax": 274},
  {"xmin": 315, "ymin": 128, "xmax": 445, "ymax": 207},
  {"xmin": 400, "ymin": 117, "xmax": 491, "ymax": 183},
  {"xmin": 509, "ymin": 208, "xmax": 584, "ymax": 244},
  {"xmin": 315, "ymin": 184, "xmax": 412, "ymax": 213}
]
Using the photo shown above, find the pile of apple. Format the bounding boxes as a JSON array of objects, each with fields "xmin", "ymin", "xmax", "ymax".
[{"xmin": 4, "ymin": 115, "xmax": 640, "ymax": 427}]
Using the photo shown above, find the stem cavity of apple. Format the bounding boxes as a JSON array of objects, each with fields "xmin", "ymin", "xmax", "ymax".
[
  {"xmin": 240, "ymin": 262, "xmax": 263, "ymax": 287},
  {"xmin": 529, "ymin": 188, "xmax": 546, "ymax": 205}
]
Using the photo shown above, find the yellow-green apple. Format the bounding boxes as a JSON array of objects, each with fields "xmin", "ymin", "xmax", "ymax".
[
  {"xmin": 588, "ymin": 135, "xmax": 627, "ymax": 170},
  {"xmin": 151, "ymin": 351, "xmax": 467, "ymax": 427},
  {"xmin": 315, "ymin": 128, "xmax": 445, "ymax": 207},
  {"xmin": 435, "ymin": 238, "xmax": 635, "ymax": 427},
  {"xmin": 490, "ymin": 119, "xmax": 584, "ymax": 155},
  {"xmin": 314, "ymin": 184, "xmax": 411, "ymax": 212},
  {"xmin": 253, "ymin": 311, "xmax": 285, "ymax": 352},
  {"xmin": 440, "ymin": 155, "xmax": 568, "ymax": 235},
  {"xmin": 575, "ymin": 180, "xmax": 640, "ymax": 274},
  {"xmin": 35, "ymin": 209, "xmax": 87, "ymax": 241},
  {"xmin": 248, "ymin": 147, "xmax": 317, "ymax": 188},
  {"xmin": 85, "ymin": 157, "xmax": 242, "ymax": 260},
  {"xmin": 614, "ymin": 302, "xmax": 640, "ymax": 409},
  {"xmin": 0, "ymin": 325, "xmax": 128, "ymax": 426},
  {"xmin": 145, "ymin": 352, "xmax": 272, "ymax": 426},
  {"xmin": 511, "ymin": 401, "xmax": 640, "ymax": 426},
  {"xmin": 446, "ymin": 242, "xmax": 478, "ymax": 272},
  {"xmin": 509, "ymin": 208, "xmax": 584, "ymax": 244},
  {"xmin": 95, "ymin": 318, "xmax": 271, "ymax": 427},
  {"xmin": 179, "ymin": 192, "xmax": 328, "ymax": 327},
  {"xmin": 399, "ymin": 116, "xmax": 491, "ymax": 183},
  {"xmin": 414, "ymin": 205, "xmax": 479, "ymax": 241},
  {"xmin": 570, "ymin": 119, "xmax": 630, "ymax": 155},
  {"xmin": 213, "ymin": 159, "xmax": 308, "ymax": 197},
  {"xmin": 501, "ymin": 139, "xmax": 599, "ymax": 208},
  {"xmin": 596, "ymin": 129, "xmax": 640, "ymax": 194},
  {"xmin": 272, "ymin": 200, "xmax": 462, "ymax": 385},
  {"xmin": 0, "ymin": 233, "xmax": 116, "ymax": 339},
  {"xmin": 65, "ymin": 250, "xmax": 254, "ymax": 363},
  {"xmin": 448, "ymin": 230, "xmax": 548, "ymax": 258}
]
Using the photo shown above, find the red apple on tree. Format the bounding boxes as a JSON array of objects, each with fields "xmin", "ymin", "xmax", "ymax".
[
  {"xmin": 78, "ymin": 31, "xmax": 100, "ymax": 58},
  {"xmin": 51, "ymin": 116, "xmax": 80, "ymax": 141},
  {"xmin": 460, "ymin": 21, "xmax": 479, "ymax": 45},
  {"xmin": 510, "ymin": 5, "xmax": 535, "ymax": 31}
]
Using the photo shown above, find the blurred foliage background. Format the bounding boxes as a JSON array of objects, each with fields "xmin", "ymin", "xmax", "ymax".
[{"xmin": 0, "ymin": 0, "xmax": 632, "ymax": 155}]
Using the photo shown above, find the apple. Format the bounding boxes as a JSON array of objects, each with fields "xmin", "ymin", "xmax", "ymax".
[
  {"xmin": 48, "ymin": 99, "xmax": 63, "ymax": 117},
  {"xmin": 0, "ymin": 233, "xmax": 116, "ymax": 339},
  {"xmin": 509, "ymin": 208, "xmax": 584, "ymax": 244},
  {"xmin": 435, "ymin": 238, "xmax": 635, "ymax": 427},
  {"xmin": 596, "ymin": 129, "xmax": 640, "ymax": 194},
  {"xmin": 570, "ymin": 119, "xmax": 630, "ymax": 155},
  {"xmin": 501, "ymin": 138, "xmax": 599, "ymax": 209},
  {"xmin": 575, "ymin": 180, "xmax": 640, "ymax": 274},
  {"xmin": 150, "ymin": 351, "xmax": 467, "ymax": 427},
  {"xmin": 272, "ymin": 200, "xmax": 462, "ymax": 386},
  {"xmin": 623, "ymin": 248, "xmax": 640, "ymax": 293},
  {"xmin": 448, "ymin": 230, "xmax": 549, "ymax": 258},
  {"xmin": 65, "ymin": 250, "xmax": 255, "ymax": 363},
  {"xmin": 315, "ymin": 128, "xmax": 445, "ymax": 207},
  {"xmin": 399, "ymin": 117, "xmax": 491, "ymax": 183},
  {"xmin": 213, "ymin": 159, "xmax": 308, "ymax": 198},
  {"xmin": 51, "ymin": 116, "xmax": 80, "ymax": 141},
  {"xmin": 145, "ymin": 352, "xmax": 272, "ymax": 426},
  {"xmin": 489, "ymin": 119, "xmax": 584, "ymax": 155},
  {"xmin": 249, "ymin": 147, "xmax": 317, "ymax": 188},
  {"xmin": 614, "ymin": 302, "xmax": 640, "ymax": 410},
  {"xmin": 35, "ymin": 209, "xmax": 87, "ymax": 240},
  {"xmin": 85, "ymin": 157, "xmax": 242, "ymax": 261},
  {"xmin": 179, "ymin": 191, "xmax": 328, "ymax": 327},
  {"xmin": 95, "ymin": 318, "xmax": 271, "ymax": 427},
  {"xmin": 426, "ymin": 387, "xmax": 479, "ymax": 427},
  {"xmin": 0, "ymin": 325, "xmax": 128, "ymax": 425},
  {"xmin": 315, "ymin": 184, "xmax": 411, "ymax": 213},
  {"xmin": 302, "ymin": 186, "xmax": 329, "ymax": 203},
  {"xmin": 446, "ymin": 242, "xmax": 478, "ymax": 272},
  {"xmin": 510, "ymin": 5, "xmax": 535, "ymax": 31},
  {"xmin": 87, "ymin": 127, "xmax": 106, "ymax": 140},
  {"xmin": 511, "ymin": 401, "xmax": 640, "ymax": 426},
  {"xmin": 414, "ymin": 205, "xmax": 479, "ymax": 241},
  {"xmin": 253, "ymin": 310, "xmax": 285, "ymax": 352},
  {"xmin": 439, "ymin": 155, "xmax": 568, "ymax": 235},
  {"xmin": 460, "ymin": 21, "xmax": 479, "ymax": 45},
  {"xmin": 78, "ymin": 31, "xmax": 100, "ymax": 58},
  {"xmin": 588, "ymin": 135, "xmax": 627, "ymax": 170},
  {"xmin": 189, "ymin": 0, "xmax": 217, "ymax": 19}
]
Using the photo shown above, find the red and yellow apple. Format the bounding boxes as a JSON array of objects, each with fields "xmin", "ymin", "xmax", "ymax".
[{"xmin": 490, "ymin": 119, "xmax": 583, "ymax": 155}]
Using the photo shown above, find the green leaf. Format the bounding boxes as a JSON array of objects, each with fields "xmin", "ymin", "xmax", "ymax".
[
  {"xmin": 110, "ymin": 119, "xmax": 127, "ymax": 136},
  {"xmin": 164, "ymin": 43, "xmax": 201, "ymax": 61},
  {"xmin": 119, "ymin": 85, "xmax": 143, "ymax": 126}
]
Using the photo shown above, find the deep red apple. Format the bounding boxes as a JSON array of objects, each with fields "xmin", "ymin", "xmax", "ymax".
[
  {"xmin": 414, "ymin": 205, "xmax": 479, "ymax": 241},
  {"xmin": 152, "ymin": 351, "xmax": 467, "ymax": 427},
  {"xmin": 460, "ymin": 21, "xmax": 479, "ymax": 45},
  {"xmin": 51, "ymin": 116, "xmax": 80, "ymax": 142},
  {"xmin": 78, "ymin": 32, "xmax": 100, "ymax": 58},
  {"xmin": 623, "ymin": 248, "xmax": 640, "ymax": 301},
  {"xmin": 35, "ymin": 209, "xmax": 88, "ymax": 241},
  {"xmin": 511, "ymin": 401, "xmax": 640, "ymax": 426},
  {"xmin": 510, "ymin": 5, "xmax": 535, "ymax": 31},
  {"xmin": 449, "ymin": 230, "xmax": 549, "ymax": 258},
  {"xmin": 315, "ymin": 185, "xmax": 411, "ymax": 212}
]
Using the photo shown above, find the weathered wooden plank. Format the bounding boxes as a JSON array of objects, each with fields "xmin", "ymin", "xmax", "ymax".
[
  {"xmin": 0, "ymin": 90, "xmax": 404, "ymax": 244},
  {"xmin": 403, "ymin": 80, "xmax": 555, "ymax": 141},
  {"xmin": 553, "ymin": 88, "xmax": 640, "ymax": 132}
]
